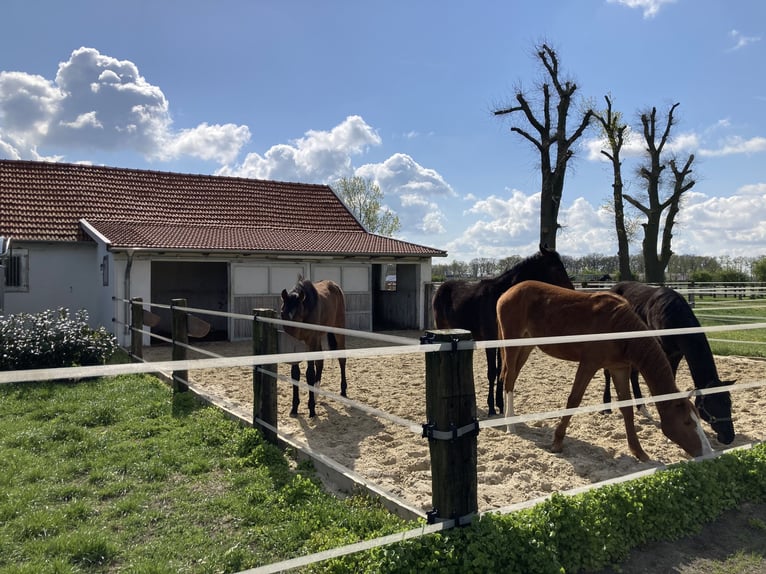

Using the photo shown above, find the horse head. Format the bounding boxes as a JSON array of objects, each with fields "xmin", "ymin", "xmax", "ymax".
[
  {"xmin": 657, "ymin": 398, "xmax": 713, "ymax": 458},
  {"xmin": 695, "ymin": 379, "xmax": 736, "ymax": 445},
  {"xmin": 532, "ymin": 244, "xmax": 574, "ymax": 290},
  {"xmin": 280, "ymin": 278, "xmax": 317, "ymax": 323}
]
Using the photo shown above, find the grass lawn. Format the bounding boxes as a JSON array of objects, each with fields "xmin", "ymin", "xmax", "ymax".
[
  {"xmin": 0, "ymin": 375, "xmax": 412, "ymax": 573},
  {"xmin": 693, "ymin": 297, "xmax": 766, "ymax": 358}
]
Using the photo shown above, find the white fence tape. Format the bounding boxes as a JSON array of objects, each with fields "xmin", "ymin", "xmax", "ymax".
[{"xmin": 5, "ymin": 305, "xmax": 766, "ymax": 574}]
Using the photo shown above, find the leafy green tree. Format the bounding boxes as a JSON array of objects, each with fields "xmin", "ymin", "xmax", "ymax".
[
  {"xmin": 753, "ymin": 257, "xmax": 766, "ymax": 282},
  {"xmin": 716, "ymin": 269, "xmax": 749, "ymax": 283},
  {"xmin": 332, "ymin": 176, "xmax": 400, "ymax": 237}
]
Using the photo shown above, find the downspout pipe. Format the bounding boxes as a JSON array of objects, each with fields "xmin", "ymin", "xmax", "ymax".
[{"xmin": 124, "ymin": 250, "xmax": 134, "ymax": 339}]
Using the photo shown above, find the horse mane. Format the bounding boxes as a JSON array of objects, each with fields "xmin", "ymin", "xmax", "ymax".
[
  {"xmin": 616, "ymin": 283, "xmax": 723, "ymax": 387},
  {"xmin": 294, "ymin": 277, "xmax": 318, "ymax": 301},
  {"xmin": 487, "ymin": 246, "xmax": 569, "ymax": 294}
]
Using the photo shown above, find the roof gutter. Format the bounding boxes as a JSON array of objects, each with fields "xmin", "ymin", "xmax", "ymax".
[{"xmin": 103, "ymin": 246, "xmax": 445, "ymax": 259}]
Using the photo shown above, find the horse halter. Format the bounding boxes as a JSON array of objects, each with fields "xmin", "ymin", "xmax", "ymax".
[{"xmin": 694, "ymin": 394, "xmax": 732, "ymax": 425}]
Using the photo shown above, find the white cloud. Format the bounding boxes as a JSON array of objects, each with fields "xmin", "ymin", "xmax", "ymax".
[
  {"xmin": 606, "ymin": 0, "xmax": 675, "ymax": 19},
  {"xmin": 737, "ymin": 183, "xmax": 766, "ymax": 195},
  {"xmin": 442, "ymin": 186, "xmax": 766, "ymax": 262},
  {"xmin": 356, "ymin": 152, "xmax": 456, "ymax": 236},
  {"xmin": 699, "ymin": 136, "xmax": 766, "ymax": 157},
  {"xmin": 223, "ymin": 115, "xmax": 381, "ymax": 182},
  {"xmin": 728, "ymin": 30, "xmax": 761, "ymax": 52},
  {"xmin": 163, "ymin": 122, "xmax": 250, "ymax": 165},
  {"xmin": 0, "ymin": 47, "xmax": 250, "ymax": 164}
]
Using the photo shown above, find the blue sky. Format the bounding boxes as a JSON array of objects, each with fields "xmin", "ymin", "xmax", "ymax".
[{"xmin": 1, "ymin": 0, "xmax": 764, "ymax": 262}]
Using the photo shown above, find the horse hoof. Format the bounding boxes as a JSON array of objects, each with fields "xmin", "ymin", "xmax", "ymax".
[
  {"xmin": 488, "ymin": 407, "xmax": 497, "ymax": 417},
  {"xmin": 550, "ymin": 441, "xmax": 563, "ymax": 453},
  {"xmin": 289, "ymin": 409, "xmax": 298, "ymax": 417},
  {"xmin": 600, "ymin": 408, "xmax": 612, "ymax": 415}
]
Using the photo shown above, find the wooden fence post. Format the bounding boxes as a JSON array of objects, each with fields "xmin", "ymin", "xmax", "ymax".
[
  {"xmin": 422, "ymin": 328, "xmax": 478, "ymax": 525},
  {"xmin": 253, "ymin": 309, "xmax": 278, "ymax": 444},
  {"xmin": 171, "ymin": 298, "xmax": 189, "ymax": 393},
  {"xmin": 130, "ymin": 297, "xmax": 143, "ymax": 362}
]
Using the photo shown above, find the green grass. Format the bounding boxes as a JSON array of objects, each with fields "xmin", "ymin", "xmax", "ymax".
[
  {"xmin": 692, "ymin": 296, "xmax": 766, "ymax": 358},
  {"xmin": 0, "ymin": 375, "xmax": 412, "ymax": 573}
]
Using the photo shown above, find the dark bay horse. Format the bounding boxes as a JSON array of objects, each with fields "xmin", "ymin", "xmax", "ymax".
[
  {"xmin": 432, "ymin": 245, "xmax": 573, "ymax": 415},
  {"xmin": 602, "ymin": 281, "xmax": 735, "ymax": 444},
  {"xmin": 280, "ymin": 278, "xmax": 347, "ymax": 418},
  {"xmin": 496, "ymin": 280, "xmax": 712, "ymax": 462}
]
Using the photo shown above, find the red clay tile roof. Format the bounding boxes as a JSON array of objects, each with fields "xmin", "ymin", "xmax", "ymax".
[{"xmin": 0, "ymin": 159, "xmax": 446, "ymax": 258}]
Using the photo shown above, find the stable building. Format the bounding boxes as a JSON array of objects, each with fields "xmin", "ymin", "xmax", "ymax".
[{"xmin": 0, "ymin": 159, "xmax": 446, "ymax": 345}]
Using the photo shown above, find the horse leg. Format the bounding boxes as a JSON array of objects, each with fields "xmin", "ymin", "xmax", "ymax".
[
  {"xmin": 630, "ymin": 369, "xmax": 648, "ymax": 416},
  {"xmin": 328, "ymin": 332, "xmax": 348, "ymax": 397},
  {"xmin": 601, "ymin": 369, "xmax": 612, "ymax": 414},
  {"xmin": 290, "ymin": 363, "xmax": 301, "ymax": 416},
  {"xmin": 486, "ymin": 348, "xmax": 498, "ymax": 416},
  {"xmin": 611, "ymin": 366, "xmax": 649, "ymax": 462},
  {"xmin": 552, "ymin": 363, "xmax": 598, "ymax": 454},
  {"xmin": 306, "ymin": 360, "xmax": 318, "ymax": 418},
  {"xmin": 338, "ymin": 358, "xmax": 347, "ymax": 397},
  {"xmin": 501, "ymin": 346, "xmax": 532, "ymax": 433},
  {"xmin": 495, "ymin": 349, "xmax": 504, "ymax": 414}
]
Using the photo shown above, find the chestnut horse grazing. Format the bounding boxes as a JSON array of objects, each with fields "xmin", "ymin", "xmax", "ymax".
[
  {"xmin": 496, "ymin": 281, "xmax": 712, "ymax": 461},
  {"xmin": 432, "ymin": 245, "xmax": 573, "ymax": 415},
  {"xmin": 280, "ymin": 278, "xmax": 347, "ymax": 418},
  {"xmin": 603, "ymin": 281, "xmax": 735, "ymax": 444}
]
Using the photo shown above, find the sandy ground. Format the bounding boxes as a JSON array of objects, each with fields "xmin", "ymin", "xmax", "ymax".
[{"xmin": 143, "ymin": 332, "xmax": 766, "ymax": 515}]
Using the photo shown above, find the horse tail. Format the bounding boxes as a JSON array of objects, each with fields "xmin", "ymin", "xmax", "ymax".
[{"xmin": 432, "ymin": 282, "xmax": 455, "ymax": 328}]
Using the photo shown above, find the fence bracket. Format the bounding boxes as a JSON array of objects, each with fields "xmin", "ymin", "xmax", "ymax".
[{"xmin": 422, "ymin": 419, "xmax": 480, "ymax": 442}]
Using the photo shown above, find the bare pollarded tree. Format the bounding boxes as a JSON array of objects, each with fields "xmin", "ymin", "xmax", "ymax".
[
  {"xmin": 593, "ymin": 94, "xmax": 635, "ymax": 281},
  {"xmin": 494, "ymin": 43, "xmax": 593, "ymax": 250},
  {"xmin": 624, "ymin": 103, "xmax": 696, "ymax": 283}
]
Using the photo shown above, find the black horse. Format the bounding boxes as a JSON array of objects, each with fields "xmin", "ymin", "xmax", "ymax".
[
  {"xmin": 603, "ymin": 281, "xmax": 735, "ymax": 444},
  {"xmin": 432, "ymin": 245, "xmax": 574, "ymax": 415}
]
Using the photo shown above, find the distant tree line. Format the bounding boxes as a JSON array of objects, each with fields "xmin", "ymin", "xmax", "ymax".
[{"xmin": 432, "ymin": 253, "xmax": 766, "ymax": 283}]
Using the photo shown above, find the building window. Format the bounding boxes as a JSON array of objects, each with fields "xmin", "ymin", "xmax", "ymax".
[{"xmin": 3, "ymin": 249, "xmax": 29, "ymax": 292}]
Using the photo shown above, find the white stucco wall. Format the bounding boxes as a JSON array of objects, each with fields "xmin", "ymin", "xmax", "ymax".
[{"xmin": 3, "ymin": 241, "xmax": 107, "ymax": 327}]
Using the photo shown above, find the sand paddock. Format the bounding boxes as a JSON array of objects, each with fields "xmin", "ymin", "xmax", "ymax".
[{"xmin": 143, "ymin": 332, "xmax": 766, "ymax": 514}]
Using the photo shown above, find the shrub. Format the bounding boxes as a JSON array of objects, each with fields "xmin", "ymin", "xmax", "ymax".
[
  {"xmin": 341, "ymin": 443, "xmax": 766, "ymax": 574},
  {"xmin": 0, "ymin": 308, "xmax": 117, "ymax": 370}
]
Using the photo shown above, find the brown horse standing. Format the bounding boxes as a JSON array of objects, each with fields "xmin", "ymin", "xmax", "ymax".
[
  {"xmin": 280, "ymin": 278, "xmax": 347, "ymax": 418},
  {"xmin": 432, "ymin": 245, "xmax": 573, "ymax": 415},
  {"xmin": 496, "ymin": 280, "xmax": 712, "ymax": 461}
]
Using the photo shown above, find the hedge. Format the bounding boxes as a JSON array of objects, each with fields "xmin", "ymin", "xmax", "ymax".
[{"xmin": 324, "ymin": 443, "xmax": 766, "ymax": 573}]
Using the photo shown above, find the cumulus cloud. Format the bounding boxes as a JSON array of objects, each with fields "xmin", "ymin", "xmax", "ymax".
[
  {"xmin": 0, "ymin": 47, "xmax": 250, "ymax": 164},
  {"xmin": 356, "ymin": 152, "xmax": 456, "ymax": 236},
  {"xmin": 222, "ymin": 115, "xmax": 381, "ymax": 183},
  {"xmin": 699, "ymin": 136, "xmax": 766, "ymax": 157},
  {"xmin": 606, "ymin": 0, "xmax": 675, "ymax": 19},
  {"xmin": 443, "ymin": 186, "xmax": 766, "ymax": 262},
  {"xmin": 737, "ymin": 183, "xmax": 766, "ymax": 195}
]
